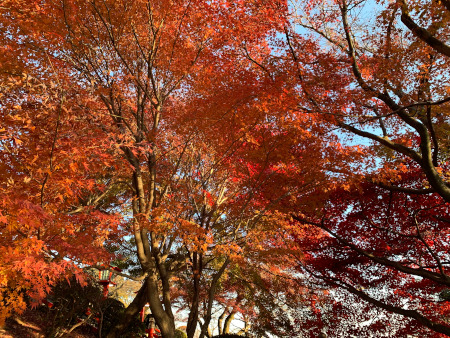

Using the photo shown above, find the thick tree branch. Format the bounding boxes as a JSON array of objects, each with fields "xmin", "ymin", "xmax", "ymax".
[
  {"xmin": 294, "ymin": 257, "xmax": 450, "ymax": 336},
  {"xmin": 293, "ymin": 216, "xmax": 450, "ymax": 286},
  {"xmin": 374, "ymin": 181, "xmax": 435, "ymax": 195},
  {"xmin": 400, "ymin": 0, "xmax": 450, "ymax": 57}
]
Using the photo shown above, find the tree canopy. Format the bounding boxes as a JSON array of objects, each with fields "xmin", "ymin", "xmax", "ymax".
[{"xmin": 0, "ymin": 0, "xmax": 449, "ymax": 337}]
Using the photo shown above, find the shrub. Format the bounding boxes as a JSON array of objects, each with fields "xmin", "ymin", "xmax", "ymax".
[
  {"xmin": 41, "ymin": 276, "xmax": 145, "ymax": 336},
  {"xmin": 175, "ymin": 329, "xmax": 188, "ymax": 338}
]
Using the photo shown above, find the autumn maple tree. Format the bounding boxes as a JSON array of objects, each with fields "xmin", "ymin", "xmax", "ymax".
[
  {"xmin": 0, "ymin": 2, "xmax": 124, "ymax": 324},
  {"xmin": 2, "ymin": 0, "xmax": 449, "ymax": 336},
  {"xmin": 284, "ymin": 0, "xmax": 450, "ymax": 336},
  {"xmin": 1, "ymin": 0, "xmax": 312, "ymax": 336}
]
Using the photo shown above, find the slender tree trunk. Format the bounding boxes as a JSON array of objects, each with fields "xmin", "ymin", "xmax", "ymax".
[
  {"xmin": 223, "ymin": 311, "xmax": 236, "ymax": 334},
  {"xmin": 198, "ymin": 320, "xmax": 212, "ymax": 338},
  {"xmin": 98, "ymin": 308, "xmax": 105, "ymax": 338},
  {"xmin": 187, "ymin": 252, "xmax": 202, "ymax": 338},
  {"xmin": 217, "ymin": 308, "xmax": 227, "ymax": 336},
  {"xmin": 147, "ymin": 274, "xmax": 176, "ymax": 338},
  {"xmin": 199, "ymin": 258, "xmax": 230, "ymax": 338},
  {"xmin": 186, "ymin": 279, "xmax": 200, "ymax": 338},
  {"xmin": 238, "ymin": 320, "xmax": 250, "ymax": 336}
]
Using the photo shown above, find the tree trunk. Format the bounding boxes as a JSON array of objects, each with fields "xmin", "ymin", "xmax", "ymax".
[
  {"xmin": 198, "ymin": 320, "xmax": 212, "ymax": 338},
  {"xmin": 199, "ymin": 258, "xmax": 230, "ymax": 338},
  {"xmin": 187, "ymin": 252, "xmax": 202, "ymax": 338},
  {"xmin": 217, "ymin": 308, "xmax": 227, "ymax": 335},
  {"xmin": 147, "ymin": 274, "xmax": 176, "ymax": 338},
  {"xmin": 238, "ymin": 320, "xmax": 250, "ymax": 336},
  {"xmin": 223, "ymin": 311, "xmax": 236, "ymax": 334}
]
